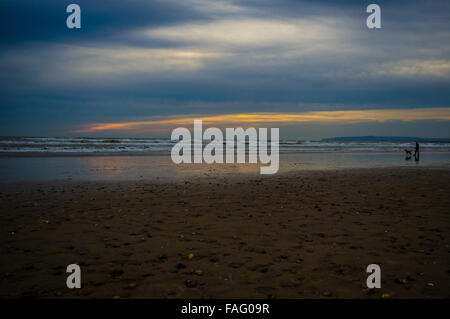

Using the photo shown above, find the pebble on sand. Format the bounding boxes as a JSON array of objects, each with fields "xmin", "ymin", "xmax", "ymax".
[
  {"xmin": 158, "ymin": 253, "xmax": 168, "ymax": 260},
  {"xmin": 185, "ymin": 279, "xmax": 198, "ymax": 288},
  {"xmin": 111, "ymin": 269, "xmax": 124, "ymax": 277}
]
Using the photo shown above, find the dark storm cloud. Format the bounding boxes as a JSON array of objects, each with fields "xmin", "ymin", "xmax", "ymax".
[
  {"xmin": 0, "ymin": 0, "xmax": 449, "ymax": 137},
  {"xmin": 0, "ymin": 0, "xmax": 205, "ymax": 45}
]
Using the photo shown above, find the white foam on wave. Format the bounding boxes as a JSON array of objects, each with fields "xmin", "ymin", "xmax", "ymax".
[{"xmin": 1, "ymin": 137, "xmax": 450, "ymax": 153}]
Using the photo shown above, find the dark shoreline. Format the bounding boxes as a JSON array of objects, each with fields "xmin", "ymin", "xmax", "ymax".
[{"xmin": 0, "ymin": 150, "xmax": 449, "ymax": 157}]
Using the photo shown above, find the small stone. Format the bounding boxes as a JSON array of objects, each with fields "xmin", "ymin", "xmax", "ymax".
[
  {"xmin": 158, "ymin": 253, "xmax": 168, "ymax": 260},
  {"xmin": 366, "ymin": 289, "xmax": 376, "ymax": 295},
  {"xmin": 121, "ymin": 252, "xmax": 133, "ymax": 257},
  {"xmin": 77, "ymin": 290, "xmax": 91, "ymax": 296},
  {"xmin": 188, "ymin": 253, "xmax": 194, "ymax": 260},
  {"xmin": 93, "ymin": 281, "xmax": 105, "ymax": 287},
  {"xmin": 394, "ymin": 278, "xmax": 406, "ymax": 284},
  {"xmin": 111, "ymin": 269, "xmax": 124, "ymax": 277},
  {"xmin": 184, "ymin": 279, "xmax": 197, "ymax": 288}
]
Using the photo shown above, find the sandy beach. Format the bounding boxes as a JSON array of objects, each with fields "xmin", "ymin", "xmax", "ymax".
[
  {"xmin": 0, "ymin": 166, "xmax": 449, "ymax": 299},
  {"xmin": 2, "ymin": 0, "xmax": 450, "ymax": 306}
]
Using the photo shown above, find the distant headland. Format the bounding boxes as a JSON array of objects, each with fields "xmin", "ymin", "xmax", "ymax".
[{"xmin": 321, "ymin": 136, "xmax": 450, "ymax": 143}]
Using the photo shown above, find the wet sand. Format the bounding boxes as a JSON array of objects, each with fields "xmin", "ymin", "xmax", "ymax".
[
  {"xmin": 0, "ymin": 167, "xmax": 449, "ymax": 298},
  {"xmin": 1, "ymin": 152, "xmax": 449, "ymax": 183}
]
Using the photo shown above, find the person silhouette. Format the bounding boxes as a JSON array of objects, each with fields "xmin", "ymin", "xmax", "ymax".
[{"xmin": 414, "ymin": 142, "xmax": 420, "ymax": 161}]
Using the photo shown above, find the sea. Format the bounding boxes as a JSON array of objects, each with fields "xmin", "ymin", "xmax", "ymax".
[
  {"xmin": 1, "ymin": 136, "xmax": 450, "ymax": 153},
  {"xmin": 0, "ymin": 137, "xmax": 449, "ymax": 182}
]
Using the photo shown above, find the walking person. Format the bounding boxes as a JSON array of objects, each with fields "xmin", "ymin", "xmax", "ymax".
[{"xmin": 414, "ymin": 141, "xmax": 420, "ymax": 161}]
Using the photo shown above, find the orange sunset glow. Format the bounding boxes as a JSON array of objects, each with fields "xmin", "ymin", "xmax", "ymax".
[{"xmin": 75, "ymin": 108, "xmax": 450, "ymax": 134}]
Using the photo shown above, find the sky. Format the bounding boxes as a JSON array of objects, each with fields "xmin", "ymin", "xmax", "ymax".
[{"xmin": 0, "ymin": 0, "xmax": 449, "ymax": 139}]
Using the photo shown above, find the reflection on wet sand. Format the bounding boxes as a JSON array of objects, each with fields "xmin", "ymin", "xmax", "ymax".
[{"xmin": 0, "ymin": 152, "xmax": 449, "ymax": 182}]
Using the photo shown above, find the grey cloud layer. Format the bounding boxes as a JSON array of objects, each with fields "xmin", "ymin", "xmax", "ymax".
[{"xmin": 0, "ymin": 0, "xmax": 449, "ymax": 136}]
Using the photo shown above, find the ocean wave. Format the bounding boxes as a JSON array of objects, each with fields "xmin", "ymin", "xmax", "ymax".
[{"xmin": 1, "ymin": 137, "xmax": 450, "ymax": 153}]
